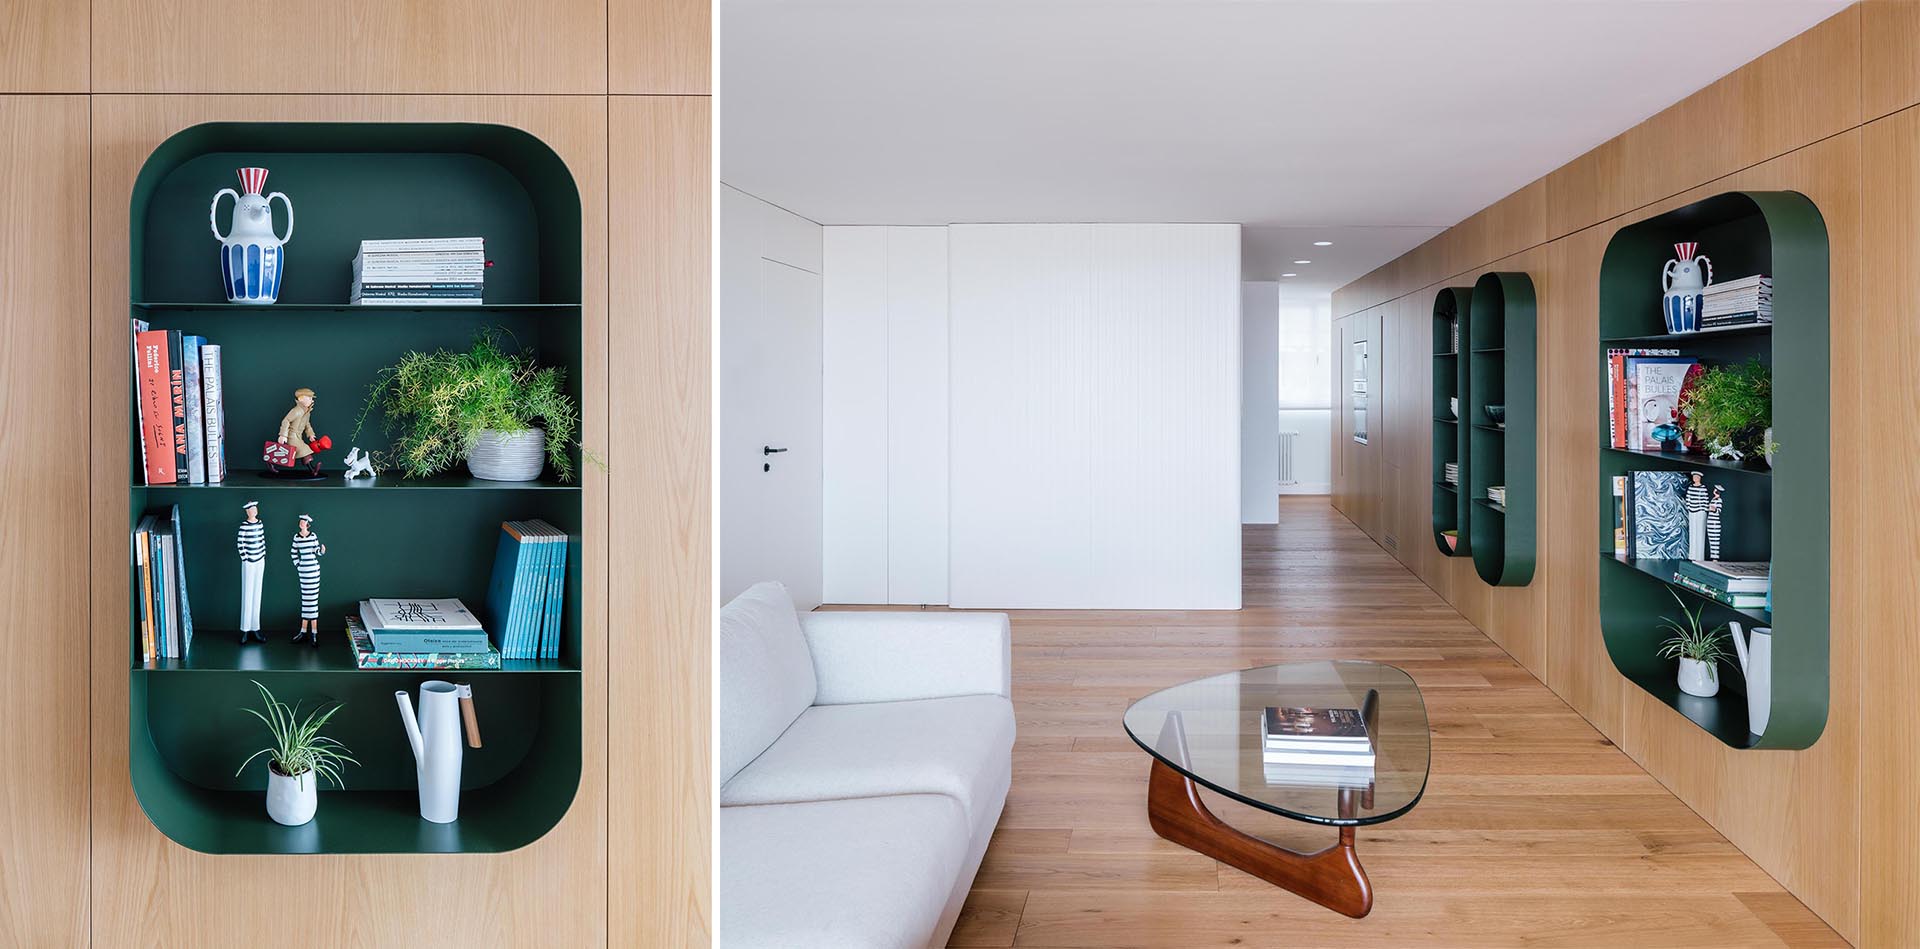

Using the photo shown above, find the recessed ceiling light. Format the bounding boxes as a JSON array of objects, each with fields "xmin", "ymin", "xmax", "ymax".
[
  {"xmin": 1293, "ymin": 259, "xmax": 1311, "ymax": 264},
  {"xmin": 1281, "ymin": 273, "xmax": 1298, "ymax": 278},
  {"xmin": 1313, "ymin": 241, "xmax": 1333, "ymax": 247}
]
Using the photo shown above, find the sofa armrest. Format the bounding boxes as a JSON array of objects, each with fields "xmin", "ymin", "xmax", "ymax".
[{"xmin": 799, "ymin": 610, "xmax": 1012, "ymax": 705}]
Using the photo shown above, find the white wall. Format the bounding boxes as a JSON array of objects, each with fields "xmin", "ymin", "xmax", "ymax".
[
  {"xmin": 820, "ymin": 226, "xmax": 950, "ymax": 605},
  {"xmin": 720, "ymin": 185, "xmax": 825, "ymax": 608},
  {"xmin": 1277, "ymin": 291, "xmax": 1334, "ymax": 496},
  {"xmin": 1241, "ymin": 282, "xmax": 1280, "ymax": 523},
  {"xmin": 948, "ymin": 223, "xmax": 1242, "ymax": 610}
]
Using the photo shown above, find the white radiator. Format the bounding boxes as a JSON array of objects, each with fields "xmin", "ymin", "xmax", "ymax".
[{"xmin": 1278, "ymin": 430, "xmax": 1301, "ymax": 486}]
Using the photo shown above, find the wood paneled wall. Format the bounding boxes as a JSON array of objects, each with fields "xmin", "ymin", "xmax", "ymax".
[
  {"xmin": 3, "ymin": 3, "xmax": 710, "ymax": 947},
  {"xmin": 1330, "ymin": 5, "xmax": 1920, "ymax": 945}
]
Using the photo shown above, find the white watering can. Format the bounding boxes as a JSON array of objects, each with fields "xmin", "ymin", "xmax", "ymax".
[
  {"xmin": 395, "ymin": 681, "xmax": 482, "ymax": 823},
  {"xmin": 1728, "ymin": 622, "xmax": 1772, "ymax": 737}
]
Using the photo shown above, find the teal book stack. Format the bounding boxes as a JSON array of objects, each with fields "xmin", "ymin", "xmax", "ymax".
[{"xmin": 486, "ymin": 519, "xmax": 569, "ymax": 660}]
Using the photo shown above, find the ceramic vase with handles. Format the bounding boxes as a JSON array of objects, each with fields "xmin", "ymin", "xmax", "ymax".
[
  {"xmin": 211, "ymin": 167, "xmax": 293, "ymax": 304},
  {"xmin": 1661, "ymin": 241, "xmax": 1711, "ymax": 334}
]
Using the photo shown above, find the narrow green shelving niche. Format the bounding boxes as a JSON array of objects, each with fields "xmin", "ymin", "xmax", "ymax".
[
  {"xmin": 1431, "ymin": 287, "xmax": 1472, "ymax": 557},
  {"xmin": 128, "ymin": 122, "xmax": 584, "ymax": 853},
  {"xmin": 1468, "ymin": 272, "xmax": 1536, "ymax": 587},
  {"xmin": 1596, "ymin": 191, "xmax": 1829, "ymax": 751}
]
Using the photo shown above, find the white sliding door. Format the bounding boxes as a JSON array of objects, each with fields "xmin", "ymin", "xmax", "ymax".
[
  {"xmin": 885, "ymin": 227, "xmax": 950, "ymax": 604},
  {"xmin": 949, "ymin": 223, "xmax": 1241, "ymax": 610}
]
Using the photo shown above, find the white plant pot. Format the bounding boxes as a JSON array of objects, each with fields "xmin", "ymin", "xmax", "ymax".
[
  {"xmin": 1763, "ymin": 426, "xmax": 1774, "ymax": 468},
  {"xmin": 266, "ymin": 767, "xmax": 318, "ymax": 826},
  {"xmin": 1677, "ymin": 657, "xmax": 1719, "ymax": 698},
  {"xmin": 467, "ymin": 427, "xmax": 545, "ymax": 482}
]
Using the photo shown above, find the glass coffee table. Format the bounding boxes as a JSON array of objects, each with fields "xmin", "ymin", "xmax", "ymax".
[{"xmin": 1122, "ymin": 661, "xmax": 1430, "ymax": 918}]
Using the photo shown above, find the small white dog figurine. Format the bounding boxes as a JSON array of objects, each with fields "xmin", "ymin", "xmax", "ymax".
[{"xmin": 343, "ymin": 447, "xmax": 378, "ymax": 480}]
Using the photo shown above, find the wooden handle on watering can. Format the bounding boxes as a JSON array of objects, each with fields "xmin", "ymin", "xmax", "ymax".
[{"xmin": 457, "ymin": 684, "xmax": 482, "ymax": 748}]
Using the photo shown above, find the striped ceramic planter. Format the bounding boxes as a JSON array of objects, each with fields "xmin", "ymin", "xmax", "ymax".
[{"xmin": 467, "ymin": 428, "xmax": 545, "ymax": 481}]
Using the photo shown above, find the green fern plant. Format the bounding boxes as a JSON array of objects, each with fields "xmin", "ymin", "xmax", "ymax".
[
  {"xmin": 352, "ymin": 329, "xmax": 586, "ymax": 481},
  {"xmin": 235, "ymin": 681, "xmax": 358, "ymax": 788},
  {"xmin": 1678, "ymin": 358, "xmax": 1773, "ymax": 457},
  {"xmin": 1653, "ymin": 590, "xmax": 1731, "ymax": 680}
]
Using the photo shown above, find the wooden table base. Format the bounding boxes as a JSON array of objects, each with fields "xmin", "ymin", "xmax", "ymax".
[{"xmin": 1146, "ymin": 758, "xmax": 1374, "ymax": 918}]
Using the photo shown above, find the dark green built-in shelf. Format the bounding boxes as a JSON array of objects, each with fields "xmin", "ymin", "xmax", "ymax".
[
  {"xmin": 128, "ymin": 122, "xmax": 585, "ymax": 852},
  {"xmin": 1468, "ymin": 272, "xmax": 1536, "ymax": 587},
  {"xmin": 1431, "ymin": 287, "xmax": 1472, "ymax": 557},
  {"xmin": 1596, "ymin": 190, "xmax": 1829, "ymax": 751}
]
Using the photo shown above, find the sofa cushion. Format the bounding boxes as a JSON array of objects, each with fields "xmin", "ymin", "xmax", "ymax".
[
  {"xmin": 720, "ymin": 693, "xmax": 1015, "ymax": 828},
  {"xmin": 720, "ymin": 581, "xmax": 819, "ymax": 785},
  {"xmin": 722, "ymin": 794, "xmax": 970, "ymax": 949}
]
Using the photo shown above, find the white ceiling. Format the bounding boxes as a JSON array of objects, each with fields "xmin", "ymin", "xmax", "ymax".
[{"xmin": 721, "ymin": 0, "xmax": 1847, "ymax": 289}]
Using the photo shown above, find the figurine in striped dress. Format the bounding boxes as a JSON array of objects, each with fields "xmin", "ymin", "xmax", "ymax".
[
  {"xmin": 236, "ymin": 500, "xmax": 267, "ymax": 643},
  {"xmin": 290, "ymin": 514, "xmax": 326, "ymax": 646}
]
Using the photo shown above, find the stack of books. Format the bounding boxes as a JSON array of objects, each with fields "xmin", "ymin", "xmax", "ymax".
[
  {"xmin": 1487, "ymin": 485, "xmax": 1507, "ymax": 508},
  {"xmin": 1671, "ymin": 560, "xmax": 1771, "ymax": 611},
  {"xmin": 1606, "ymin": 349, "xmax": 1691, "ymax": 450},
  {"xmin": 1260, "ymin": 704, "xmax": 1375, "ymax": 788},
  {"xmin": 486, "ymin": 520, "xmax": 570, "ymax": 660},
  {"xmin": 132, "ymin": 321, "xmax": 228, "ymax": 485},
  {"xmin": 350, "ymin": 237, "xmax": 487, "ymax": 305},
  {"xmin": 132, "ymin": 505, "xmax": 194, "ymax": 662},
  {"xmin": 1699, "ymin": 275, "xmax": 1772, "ymax": 330},
  {"xmin": 1443, "ymin": 462, "xmax": 1459, "ymax": 485},
  {"xmin": 349, "ymin": 598, "xmax": 501, "ymax": 669}
]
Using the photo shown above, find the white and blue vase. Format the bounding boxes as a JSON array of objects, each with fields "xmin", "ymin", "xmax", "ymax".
[
  {"xmin": 210, "ymin": 167, "xmax": 293, "ymax": 304},
  {"xmin": 1660, "ymin": 241, "xmax": 1711, "ymax": 334}
]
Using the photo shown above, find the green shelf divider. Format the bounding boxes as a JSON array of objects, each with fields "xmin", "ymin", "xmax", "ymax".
[
  {"xmin": 127, "ymin": 122, "xmax": 585, "ymax": 853},
  {"xmin": 1431, "ymin": 287, "xmax": 1472, "ymax": 557},
  {"xmin": 1467, "ymin": 272, "xmax": 1536, "ymax": 587},
  {"xmin": 1596, "ymin": 190, "xmax": 1829, "ymax": 751}
]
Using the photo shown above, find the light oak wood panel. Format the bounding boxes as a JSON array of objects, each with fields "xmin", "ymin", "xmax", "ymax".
[
  {"xmin": 1852, "ymin": 107, "xmax": 1920, "ymax": 949},
  {"xmin": 1536, "ymin": 224, "xmax": 1621, "ymax": 743},
  {"xmin": 0, "ymin": 94, "xmax": 90, "ymax": 948},
  {"xmin": 950, "ymin": 501, "xmax": 1843, "ymax": 948},
  {"xmin": 610, "ymin": 0, "xmax": 712, "ymax": 95},
  {"xmin": 1862, "ymin": 0, "xmax": 1920, "ymax": 121},
  {"xmin": 1442, "ymin": 180, "xmax": 1550, "ymax": 288},
  {"xmin": 608, "ymin": 94, "xmax": 713, "ymax": 948},
  {"xmin": 1, "ymin": 0, "xmax": 87, "ymax": 91},
  {"xmin": 89, "ymin": 0, "xmax": 608, "ymax": 93},
  {"xmin": 1606, "ymin": 132, "xmax": 1862, "ymax": 944},
  {"xmin": 86, "ymin": 95, "xmax": 610, "ymax": 948},
  {"xmin": 1545, "ymin": 6, "xmax": 1860, "ymax": 239}
]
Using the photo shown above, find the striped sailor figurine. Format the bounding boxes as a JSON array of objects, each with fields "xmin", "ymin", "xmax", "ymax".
[
  {"xmin": 236, "ymin": 501, "xmax": 267, "ymax": 643},
  {"xmin": 290, "ymin": 514, "xmax": 326, "ymax": 646},
  {"xmin": 1705, "ymin": 485, "xmax": 1725, "ymax": 561}
]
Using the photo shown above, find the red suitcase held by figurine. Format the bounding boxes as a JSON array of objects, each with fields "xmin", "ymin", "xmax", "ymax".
[{"xmin": 263, "ymin": 435, "xmax": 331, "ymax": 470}]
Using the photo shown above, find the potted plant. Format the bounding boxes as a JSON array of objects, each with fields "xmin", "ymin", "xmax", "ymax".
[
  {"xmin": 235, "ymin": 681, "xmax": 358, "ymax": 826},
  {"xmin": 1678, "ymin": 358, "xmax": 1775, "ymax": 463},
  {"xmin": 1655, "ymin": 590, "xmax": 1730, "ymax": 698},
  {"xmin": 353, "ymin": 329, "xmax": 583, "ymax": 482}
]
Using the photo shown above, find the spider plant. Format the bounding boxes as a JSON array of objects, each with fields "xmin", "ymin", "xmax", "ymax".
[
  {"xmin": 235, "ymin": 680, "xmax": 359, "ymax": 789},
  {"xmin": 1654, "ymin": 589, "xmax": 1730, "ymax": 680}
]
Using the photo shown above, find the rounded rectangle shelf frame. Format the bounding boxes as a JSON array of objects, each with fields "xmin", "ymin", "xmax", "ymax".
[
  {"xmin": 1431, "ymin": 287, "xmax": 1472, "ymax": 557},
  {"xmin": 1467, "ymin": 271, "xmax": 1535, "ymax": 587},
  {"xmin": 1596, "ymin": 190, "xmax": 1829, "ymax": 751},
  {"xmin": 128, "ymin": 122, "xmax": 585, "ymax": 853}
]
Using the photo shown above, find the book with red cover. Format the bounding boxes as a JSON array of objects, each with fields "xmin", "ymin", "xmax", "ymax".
[
  {"xmin": 165, "ymin": 330, "xmax": 189, "ymax": 483},
  {"xmin": 134, "ymin": 329, "xmax": 177, "ymax": 484}
]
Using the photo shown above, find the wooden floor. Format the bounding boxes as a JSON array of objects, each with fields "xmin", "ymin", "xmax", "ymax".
[{"xmin": 948, "ymin": 497, "xmax": 1846, "ymax": 948}]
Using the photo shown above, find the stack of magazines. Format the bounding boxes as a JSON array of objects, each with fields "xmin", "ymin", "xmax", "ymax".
[
  {"xmin": 1699, "ymin": 274, "xmax": 1772, "ymax": 330},
  {"xmin": 350, "ymin": 237, "xmax": 487, "ymax": 305},
  {"xmin": 346, "ymin": 597, "xmax": 501, "ymax": 669},
  {"xmin": 1260, "ymin": 703, "xmax": 1375, "ymax": 788},
  {"xmin": 1443, "ymin": 461, "xmax": 1459, "ymax": 485},
  {"xmin": 1487, "ymin": 485, "xmax": 1507, "ymax": 508}
]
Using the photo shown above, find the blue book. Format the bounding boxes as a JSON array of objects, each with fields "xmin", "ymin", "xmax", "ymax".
[
  {"xmin": 485, "ymin": 521, "xmax": 540, "ymax": 659},
  {"xmin": 167, "ymin": 504, "xmax": 192, "ymax": 658},
  {"xmin": 181, "ymin": 336, "xmax": 206, "ymax": 483},
  {"xmin": 535, "ymin": 522, "xmax": 568, "ymax": 660},
  {"xmin": 150, "ymin": 526, "xmax": 170, "ymax": 659}
]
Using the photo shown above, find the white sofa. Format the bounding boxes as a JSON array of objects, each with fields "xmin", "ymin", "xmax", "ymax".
[{"xmin": 719, "ymin": 582, "xmax": 1015, "ymax": 949}]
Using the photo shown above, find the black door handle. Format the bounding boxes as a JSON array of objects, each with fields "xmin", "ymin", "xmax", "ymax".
[{"xmin": 763, "ymin": 446, "xmax": 788, "ymax": 455}]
